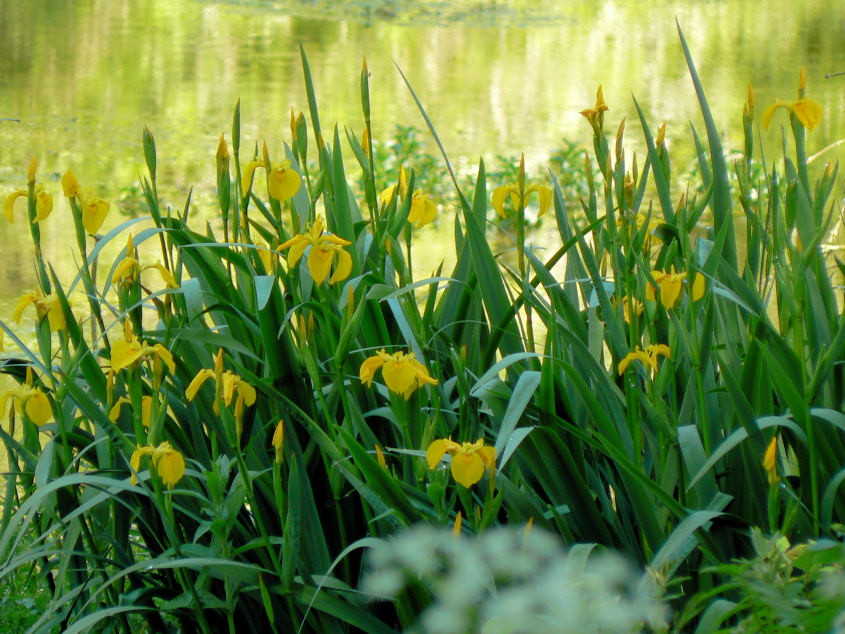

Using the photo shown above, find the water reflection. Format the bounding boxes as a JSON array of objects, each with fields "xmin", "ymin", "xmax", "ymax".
[{"xmin": 0, "ymin": 0, "xmax": 842, "ymax": 332}]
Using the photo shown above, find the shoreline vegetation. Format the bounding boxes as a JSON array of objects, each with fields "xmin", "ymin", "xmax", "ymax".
[{"xmin": 1, "ymin": 27, "xmax": 844, "ymax": 632}]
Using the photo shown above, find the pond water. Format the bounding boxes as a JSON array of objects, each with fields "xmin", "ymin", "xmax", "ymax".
[{"xmin": 0, "ymin": 0, "xmax": 843, "ymax": 328}]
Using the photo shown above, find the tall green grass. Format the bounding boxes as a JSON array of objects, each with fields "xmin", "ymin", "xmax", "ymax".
[{"xmin": 0, "ymin": 27, "xmax": 842, "ymax": 632}]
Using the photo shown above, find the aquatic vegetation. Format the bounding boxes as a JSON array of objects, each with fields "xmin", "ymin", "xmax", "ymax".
[{"xmin": 0, "ymin": 28, "xmax": 843, "ymax": 634}]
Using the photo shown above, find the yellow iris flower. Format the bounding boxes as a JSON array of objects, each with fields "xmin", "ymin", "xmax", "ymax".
[
  {"xmin": 615, "ymin": 294, "xmax": 644, "ymax": 324},
  {"xmin": 492, "ymin": 183, "xmax": 552, "ymax": 219},
  {"xmin": 110, "ymin": 332, "xmax": 175, "ymax": 375},
  {"xmin": 130, "ymin": 441, "xmax": 186, "ymax": 488},
  {"xmin": 762, "ymin": 68, "xmax": 822, "ymax": 132},
  {"xmin": 109, "ymin": 395, "xmax": 154, "ymax": 427},
  {"xmin": 4, "ymin": 184, "xmax": 52, "ymax": 224},
  {"xmin": 408, "ymin": 191, "xmax": 437, "ymax": 228},
  {"xmin": 242, "ymin": 158, "xmax": 301, "ymax": 201},
  {"xmin": 62, "ymin": 169, "xmax": 110, "ymax": 234},
  {"xmin": 0, "ymin": 384, "xmax": 52, "ymax": 426},
  {"xmin": 426, "ymin": 437, "xmax": 496, "ymax": 488},
  {"xmin": 185, "ymin": 349, "xmax": 257, "ymax": 437},
  {"xmin": 580, "ymin": 85, "xmax": 610, "ymax": 132},
  {"xmin": 646, "ymin": 269, "xmax": 705, "ymax": 309},
  {"xmin": 617, "ymin": 344, "xmax": 671, "ymax": 376},
  {"xmin": 359, "ymin": 348, "xmax": 438, "ymax": 400},
  {"xmin": 277, "ymin": 216, "xmax": 352, "ymax": 285},
  {"xmin": 13, "ymin": 289, "xmax": 66, "ymax": 332}
]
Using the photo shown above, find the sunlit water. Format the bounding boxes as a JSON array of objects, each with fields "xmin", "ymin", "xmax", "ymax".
[{"xmin": 0, "ymin": 0, "xmax": 843, "ymax": 342}]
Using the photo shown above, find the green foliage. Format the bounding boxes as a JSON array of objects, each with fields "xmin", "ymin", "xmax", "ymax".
[{"xmin": 0, "ymin": 26, "xmax": 843, "ymax": 633}]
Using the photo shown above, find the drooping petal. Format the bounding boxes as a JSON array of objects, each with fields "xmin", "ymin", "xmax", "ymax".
[
  {"xmin": 792, "ymin": 97, "xmax": 823, "ymax": 131},
  {"xmin": 154, "ymin": 448, "xmax": 185, "ymax": 489},
  {"xmin": 109, "ymin": 397, "xmax": 130, "ymax": 422},
  {"xmin": 25, "ymin": 390, "xmax": 52, "ymax": 426},
  {"xmin": 44, "ymin": 296, "xmax": 66, "ymax": 332},
  {"xmin": 329, "ymin": 248, "xmax": 353, "ymax": 285},
  {"xmin": 450, "ymin": 450, "xmax": 485, "ymax": 488},
  {"xmin": 111, "ymin": 339, "xmax": 144, "ymax": 372},
  {"xmin": 307, "ymin": 244, "xmax": 335, "ymax": 285},
  {"xmin": 492, "ymin": 185, "xmax": 515, "ymax": 218},
  {"xmin": 141, "ymin": 396, "xmax": 152, "ymax": 428},
  {"xmin": 221, "ymin": 372, "xmax": 237, "ymax": 406},
  {"xmin": 82, "ymin": 197, "xmax": 110, "ymax": 234},
  {"xmin": 761, "ymin": 101, "xmax": 789, "ymax": 130},
  {"xmin": 151, "ymin": 344, "xmax": 176, "ymax": 374},
  {"xmin": 4, "ymin": 191, "xmax": 26, "ymax": 223},
  {"xmin": 426, "ymin": 438, "xmax": 456, "ymax": 470},
  {"xmin": 33, "ymin": 189, "xmax": 52, "ymax": 223},
  {"xmin": 267, "ymin": 164, "xmax": 301, "ymax": 201},
  {"xmin": 359, "ymin": 354, "xmax": 385, "ymax": 387},
  {"xmin": 691, "ymin": 272, "xmax": 705, "ymax": 302},
  {"xmin": 185, "ymin": 369, "xmax": 214, "ymax": 401},
  {"xmin": 381, "ymin": 356, "xmax": 418, "ymax": 398},
  {"xmin": 659, "ymin": 275, "xmax": 684, "ymax": 309},
  {"xmin": 409, "ymin": 358, "xmax": 439, "ymax": 387},
  {"xmin": 13, "ymin": 291, "xmax": 37, "ymax": 323},
  {"xmin": 236, "ymin": 378, "xmax": 256, "ymax": 406},
  {"xmin": 476, "ymin": 444, "xmax": 496, "ymax": 471},
  {"xmin": 529, "ymin": 185, "xmax": 552, "ymax": 217}
]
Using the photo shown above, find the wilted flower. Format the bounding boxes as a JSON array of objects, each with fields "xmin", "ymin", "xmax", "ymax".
[
  {"xmin": 359, "ymin": 348, "xmax": 438, "ymax": 399},
  {"xmin": 277, "ymin": 216, "xmax": 352, "ymax": 285},
  {"xmin": 426, "ymin": 437, "xmax": 496, "ymax": 488}
]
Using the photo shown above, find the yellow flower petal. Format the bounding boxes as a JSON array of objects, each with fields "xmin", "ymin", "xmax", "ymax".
[
  {"xmin": 62, "ymin": 169, "xmax": 81, "ymax": 197},
  {"xmin": 359, "ymin": 354, "xmax": 385, "ymax": 387},
  {"xmin": 267, "ymin": 162, "xmax": 301, "ymax": 201},
  {"xmin": 110, "ymin": 339, "xmax": 144, "ymax": 372},
  {"xmin": 4, "ymin": 191, "xmax": 26, "ymax": 223},
  {"xmin": 33, "ymin": 188, "xmax": 52, "ymax": 223},
  {"xmin": 426, "ymin": 438, "xmax": 455, "ymax": 470},
  {"xmin": 451, "ymin": 451, "xmax": 485, "ymax": 488},
  {"xmin": 25, "ymin": 390, "xmax": 52, "ymax": 426},
  {"xmin": 691, "ymin": 272, "xmax": 706, "ymax": 302},
  {"xmin": 659, "ymin": 274, "xmax": 684, "ymax": 309},
  {"xmin": 273, "ymin": 419, "xmax": 285, "ymax": 463},
  {"xmin": 307, "ymin": 244, "xmax": 335, "ymax": 285},
  {"xmin": 492, "ymin": 185, "xmax": 514, "ymax": 218},
  {"xmin": 154, "ymin": 447, "xmax": 185, "ymax": 489},
  {"xmin": 762, "ymin": 101, "xmax": 789, "ymax": 131},
  {"xmin": 763, "ymin": 436, "xmax": 779, "ymax": 485},
  {"xmin": 381, "ymin": 356, "xmax": 418, "ymax": 398},
  {"xmin": 792, "ymin": 97, "xmax": 823, "ymax": 131},
  {"xmin": 185, "ymin": 369, "xmax": 214, "ymax": 401},
  {"xmin": 82, "ymin": 197, "xmax": 110, "ymax": 234},
  {"xmin": 329, "ymin": 248, "xmax": 353, "ymax": 285}
]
